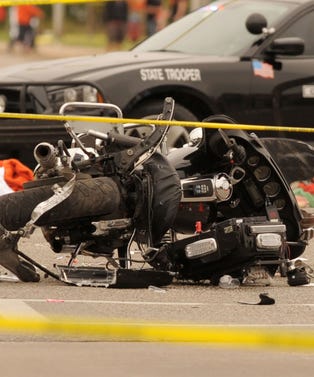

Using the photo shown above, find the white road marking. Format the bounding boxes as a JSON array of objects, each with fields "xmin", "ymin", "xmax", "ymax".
[
  {"xmin": 0, "ymin": 299, "xmax": 312, "ymax": 329},
  {"xmin": 0, "ymin": 299, "xmax": 312, "ymax": 326},
  {"xmin": 0, "ymin": 299, "xmax": 47, "ymax": 320},
  {"xmin": 0, "ymin": 298, "xmax": 313, "ymax": 306}
]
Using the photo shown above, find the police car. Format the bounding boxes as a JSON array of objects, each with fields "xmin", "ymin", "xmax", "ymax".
[{"xmin": 0, "ymin": 0, "xmax": 314, "ymax": 167}]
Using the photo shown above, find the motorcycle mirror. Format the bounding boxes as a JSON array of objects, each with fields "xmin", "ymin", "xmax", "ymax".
[
  {"xmin": 189, "ymin": 127, "xmax": 203, "ymax": 146},
  {"xmin": 246, "ymin": 13, "xmax": 267, "ymax": 35}
]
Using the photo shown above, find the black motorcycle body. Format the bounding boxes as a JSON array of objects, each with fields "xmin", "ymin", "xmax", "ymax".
[
  {"xmin": 0, "ymin": 99, "xmax": 309, "ymax": 287},
  {"xmin": 157, "ymin": 125, "xmax": 306, "ymax": 283}
]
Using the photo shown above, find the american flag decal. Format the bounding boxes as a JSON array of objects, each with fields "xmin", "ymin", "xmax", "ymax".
[{"xmin": 252, "ymin": 60, "xmax": 274, "ymax": 79}]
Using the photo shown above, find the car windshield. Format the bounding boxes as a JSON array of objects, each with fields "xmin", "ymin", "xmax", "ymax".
[{"xmin": 133, "ymin": 0, "xmax": 297, "ymax": 56}]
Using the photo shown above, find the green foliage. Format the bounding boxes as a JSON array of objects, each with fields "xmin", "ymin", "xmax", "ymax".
[{"xmin": 60, "ymin": 32, "xmax": 106, "ymax": 48}]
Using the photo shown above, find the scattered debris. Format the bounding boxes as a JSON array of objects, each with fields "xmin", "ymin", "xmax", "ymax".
[
  {"xmin": 46, "ymin": 299, "xmax": 65, "ymax": 303},
  {"xmin": 218, "ymin": 275, "xmax": 240, "ymax": 289},
  {"xmin": 238, "ymin": 293, "xmax": 275, "ymax": 305},
  {"xmin": 0, "ymin": 272, "xmax": 19, "ymax": 282},
  {"xmin": 286, "ymin": 258, "xmax": 313, "ymax": 286},
  {"xmin": 242, "ymin": 266, "xmax": 273, "ymax": 286},
  {"xmin": 148, "ymin": 285, "xmax": 167, "ymax": 293}
]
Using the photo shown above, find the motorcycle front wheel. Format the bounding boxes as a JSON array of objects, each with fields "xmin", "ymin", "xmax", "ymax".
[{"xmin": 0, "ymin": 177, "xmax": 122, "ymax": 230}]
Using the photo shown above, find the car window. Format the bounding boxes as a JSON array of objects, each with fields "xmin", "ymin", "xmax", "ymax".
[
  {"xmin": 134, "ymin": 0, "xmax": 297, "ymax": 56},
  {"xmin": 276, "ymin": 10, "xmax": 314, "ymax": 56}
]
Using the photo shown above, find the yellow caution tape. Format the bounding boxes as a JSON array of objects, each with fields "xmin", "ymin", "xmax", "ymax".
[
  {"xmin": 0, "ymin": 0, "xmax": 109, "ymax": 6},
  {"xmin": 1, "ymin": 111, "xmax": 314, "ymax": 133},
  {"xmin": 0, "ymin": 316, "xmax": 314, "ymax": 351}
]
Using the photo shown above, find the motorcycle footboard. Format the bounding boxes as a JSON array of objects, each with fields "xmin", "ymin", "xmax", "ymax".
[{"xmin": 55, "ymin": 265, "xmax": 173, "ymax": 288}]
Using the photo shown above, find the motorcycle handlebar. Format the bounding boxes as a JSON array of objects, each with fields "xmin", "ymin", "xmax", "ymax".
[{"xmin": 87, "ymin": 130, "xmax": 141, "ymax": 147}]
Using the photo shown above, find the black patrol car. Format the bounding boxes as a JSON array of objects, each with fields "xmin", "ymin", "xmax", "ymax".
[{"xmin": 0, "ymin": 0, "xmax": 314, "ymax": 167}]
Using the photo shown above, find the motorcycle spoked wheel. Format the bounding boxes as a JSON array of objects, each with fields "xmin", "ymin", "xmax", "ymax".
[{"xmin": 0, "ymin": 177, "xmax": 122, "ymax": 230}]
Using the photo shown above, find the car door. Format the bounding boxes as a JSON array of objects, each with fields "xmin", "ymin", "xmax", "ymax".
[{"xmin": 249, "ymin": 8, "xmax": 314, "ymax": 142}]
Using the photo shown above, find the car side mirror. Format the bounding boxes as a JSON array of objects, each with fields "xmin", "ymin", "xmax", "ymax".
[
  {"xmin": 246, "ymin": 13, "xmax": 267, "ymax": 35},
  {"xmin": 267, "ymin": 37, "xmax": 304, "ymax": 56}
]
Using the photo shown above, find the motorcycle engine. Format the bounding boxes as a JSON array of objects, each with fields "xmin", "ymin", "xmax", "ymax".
[{"xmin": 173, "ymin": 173, "xmax": 233, "ymax": 234}]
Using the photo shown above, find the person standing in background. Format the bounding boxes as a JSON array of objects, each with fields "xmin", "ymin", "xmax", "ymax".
[
  {"xmin": 103, "ymin": 0, "xmax": 129, "ymax": 51},
  {"xmin": 127, "ymin": 0, "xmax": 145, "ymax": 43},
  {"xmin": 168, "ymin": 0, "xmax": 189, "ymax": 24},
  {"xmin": 145, "ymin": 0, "xmax": 162, "ymax": 36},
  {"xmin": 7, "ymin": 7, "xmax": 19, "ymax": 52},
  {"xmin": 16, "ymin": 5, "xmax": 44, "ymax": 51},
  {"xmin": 155, "ymin": 0, "xmax": 189, "ymax": 31},
  {"xmin": 0, "ymin": 6, "xmax": 6, "ymax": 23}
]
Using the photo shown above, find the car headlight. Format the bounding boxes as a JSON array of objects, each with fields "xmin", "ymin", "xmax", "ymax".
[
  {"xmin": 48, "ymin": 85, "xmax": 103, "ymax": 112},
  {"xmin": 0, "ymin": 95, "xmax": 6, "ymax": 113},
  {"xmin": 64, "ymin": 88, "xmax": 78, "ymax": 102},
  {"xmin": 82, "ymin": 86, "xmax": 99, "ymax": 102}
]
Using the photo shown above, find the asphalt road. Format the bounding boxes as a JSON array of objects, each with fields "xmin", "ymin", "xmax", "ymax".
[
  {"xmin": 0, "ymin": 228, "xmax": 313, "ymax": 377},
  {"xmin": 0, "ymin": 40, "xmax": 314, "ymax": 377}
]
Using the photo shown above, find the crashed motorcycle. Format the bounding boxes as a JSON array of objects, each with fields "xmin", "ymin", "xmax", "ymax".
[{"xmin": 0, "ymin": 97, "xmax": 311, "ymax": 287}]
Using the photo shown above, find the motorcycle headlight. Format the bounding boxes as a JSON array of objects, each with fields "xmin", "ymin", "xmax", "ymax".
[
  {"xmin": 185, "ymin": 238, "xmax": 217, "ymax": 259},
  {"xmin": 0, "ymin": 95, "xmax": 6, "ymax": 113},
  {"xmin": 256, "ymin": 233, "xmax": 282, "ymax": 250},
  {"xmin": 48, "ymin": 85, "xmax": 103, "ymax": 112}
]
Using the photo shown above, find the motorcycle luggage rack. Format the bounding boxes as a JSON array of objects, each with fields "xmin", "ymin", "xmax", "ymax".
[
  {"xmin": 56, "ymin": 265, "xmax": 117, "ymax": 287},
  {"xmin": 6, "ymin": 240, "xmax": 173, "ymax": 288},
  {"xmin": 55, "ymin": 265, "xmax": 174, "ymax": 288}
]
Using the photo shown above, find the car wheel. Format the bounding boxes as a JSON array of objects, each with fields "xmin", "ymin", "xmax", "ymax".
[{"xmin": 127, "ymin": 101, "xmax": 197, "ymax": 149}]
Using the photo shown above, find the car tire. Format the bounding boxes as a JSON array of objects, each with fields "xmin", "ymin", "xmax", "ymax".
[{"xmin": 127, "ymin": 100, "xmax": 197, "ymax": 149}]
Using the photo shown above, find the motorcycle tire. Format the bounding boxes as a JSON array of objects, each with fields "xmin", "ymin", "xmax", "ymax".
[{"xmin": 0, "ymin": 177, "xmax": 122, "ymax": 230}]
